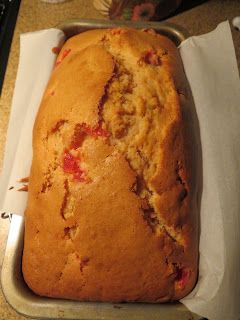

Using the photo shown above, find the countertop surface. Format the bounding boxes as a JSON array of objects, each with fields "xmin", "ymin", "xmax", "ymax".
[{"xmin": 0, "ymin": 0, "xmax": 239, "ymax": 319}]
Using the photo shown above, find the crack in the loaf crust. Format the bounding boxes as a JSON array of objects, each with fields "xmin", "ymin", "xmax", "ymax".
[
  {"xmin": 58, "ymin": 256, "xmax": 88, "ymax": 296},
  {"xmin": 176, "ymin": 161, "xmax": 188, "ymax": 202},
  {"xmin": 142, "ymin": 205, "xmax": 179, "ymax": 244},
  {"xmin": 161, "ymin": 225, "xmax": 177, "ymax": 243},
  {"xmin": 40, "ymin": 156, "xmax": 58, "ymax": 194},
  {"xmin": 60, "ymin": 177, "xmax": 79, "ymax": 218},
  {"xmin": 136, "ymin": 161, "xmax": 189, "ymax": 243},
  {"xmin": 40, "ymin": 162, "xmax": 58, "ymax": 193},
  {"xmin": 50, "ymin": 120, "xmax": 67, "ymax": 134},
  {"xmin": 136, "ymin": 149, "xmax": 149, "ymax": 165},
  {"xmin": 142, "ymin": 208, "xmax": 158, "ymax": 231},
  {"xmin": 130, "ymin": 176, "xmax": 152, "ymax": 199},
  {"xmin": 64, "ymin": 224, "xmax": 79, "ymax": 240},
  {"xmin": 60, "ymin": 179, "xmax": 69, "ymax": 220},
  {"xmin": 40, "ymin": 120, "xmax": 69, "ymax": 194},
  {"xmin": 98, "ymin": 47, "xmax": 186, "ymax": 248},
  {"xmin": 68, "ymin": 72, "xmax": 115, "ymax": 150},
  {"xmin": 57, "ymin": 252, "xmax": 88, "ymax": 291},
  {"xmin": 97, "ymin": 71, "xmax": 115, "ymax": 128},
  {"xmin": 41, "ymin": 180, "xmax": 52, "ymax": 193},
  {"xmin": 57, "ymin": 252, "xmax": 71, "ymax": 282},
  {"xmin": 44, "ymin": 119, "xmax": 68, "ymax": 140}
]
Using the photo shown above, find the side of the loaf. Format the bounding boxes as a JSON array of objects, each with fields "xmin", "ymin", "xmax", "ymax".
[{"xmin": 22, "ymin": 28, "xmax": 198, "ymax": 302}]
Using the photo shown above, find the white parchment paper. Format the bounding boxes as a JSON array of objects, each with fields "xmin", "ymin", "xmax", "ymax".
[
  {"xmin": 0, "ymin": 21, "xmax": 239, "ymax": 320},
  {"xmin": 179, "ymin": 22, "xmax": 240, "ymax": 320},
  {"xmin": 0, "ymin": 28, "xmax": 65, "ymax": 213}
]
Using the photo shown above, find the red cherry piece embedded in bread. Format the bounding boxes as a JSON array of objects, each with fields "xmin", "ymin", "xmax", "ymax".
[
  {"xmin": 63, "ymin": 151, "xmax": 86, "ymax": 182},
  {"xmin": 91, "ymin": 125, "xmax": 109, "ymax": 138},
  {"xmin": 71, "ymin": 123, "xmax": 109, "ymax": 149},
  {"xmin": 80, "ymin": 256, "xmax": 90, "ymax": 272},
  {"xmin": 143, "ymin": 50, "xmax": 161, "ymax": 66},
  {"xmin": 55, "ymin": 49, "xmax": 71, "ymax": 66},
  {"xmin": 175, "ymin": 267, "xmax": 191, "ymax": 290},
  {"xmin": 138, "ymin": 50, "xmax": 161, "ymax": 66}
]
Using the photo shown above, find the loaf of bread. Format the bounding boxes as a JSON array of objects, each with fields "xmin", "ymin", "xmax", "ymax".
[{"xmin": 22, "ymin": 28, "xmax": 198, "ymax": 302}]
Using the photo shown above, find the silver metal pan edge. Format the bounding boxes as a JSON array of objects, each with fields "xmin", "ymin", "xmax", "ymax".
[{"xmin": 56, "ymin": 18, "xmax": 190, "ymax": 46}]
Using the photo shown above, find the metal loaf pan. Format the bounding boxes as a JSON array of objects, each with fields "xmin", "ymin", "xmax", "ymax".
[
  {"xmin": 1, "ymin": 19, "xmax": 203, "ymax": 320},
  {"xmin": 57, "ymin": 18, "xmax": 190, "ymax": 46}
]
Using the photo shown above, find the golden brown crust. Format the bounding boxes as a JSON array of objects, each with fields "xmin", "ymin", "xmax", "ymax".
[{"xmin": 22, "ymin": 28, "xmax": 198, "ymax": 302}]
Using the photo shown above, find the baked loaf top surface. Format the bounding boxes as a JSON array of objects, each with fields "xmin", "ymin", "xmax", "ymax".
[{"xmin": 22, "ymin": 28, "xmax": 198, "ymax": 302}]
